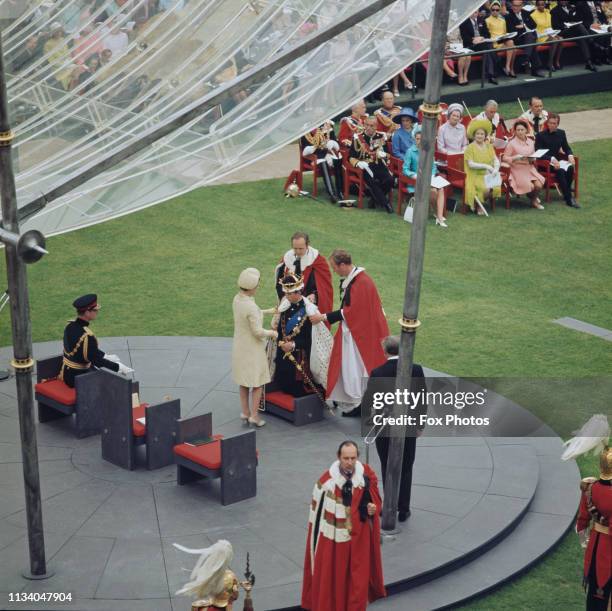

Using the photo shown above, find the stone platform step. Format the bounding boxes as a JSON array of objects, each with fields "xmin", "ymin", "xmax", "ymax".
[{"xmin": 371, "ymin": 437, "xmax": 580, "ymax": 610}]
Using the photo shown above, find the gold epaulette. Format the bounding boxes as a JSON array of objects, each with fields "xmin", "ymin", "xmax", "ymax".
[{"xmin": 580, "ymin": 476, "xmax": 598, "ymax": 492}]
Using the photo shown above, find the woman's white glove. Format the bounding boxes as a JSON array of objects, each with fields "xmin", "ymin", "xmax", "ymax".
[
  {"xmin": 376, "ymin": 148, "xmax": 387, "ymax": 159},
  {"xmin": 326, "ymin": 140, "xmax": 339, "ymax": 152},
  {"xmin": 302, "ymin": 145, "xmax": 316, "ymax": 156}
]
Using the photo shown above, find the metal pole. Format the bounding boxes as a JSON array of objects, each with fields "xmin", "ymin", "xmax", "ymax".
[
  {"xmin": 381, "ymin": 0, "xmax": 451, "ymax": 533},
  {"xmin": 0, "ymin": 33, "xmax": 51, "ymax": 579}
]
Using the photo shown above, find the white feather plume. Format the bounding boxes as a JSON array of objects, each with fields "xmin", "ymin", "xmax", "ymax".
[
  {"xmin": 173, "ymin": 540, "xmax": 233, "ymax": 598},
  {"xmin": 561, "ymin": 414, "xmax": 610, "ymax": 461}
]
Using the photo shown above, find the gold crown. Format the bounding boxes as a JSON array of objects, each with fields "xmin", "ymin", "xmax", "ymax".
[{"xmin": 278, "ymin": 273, "xmax": 304, "ymax": 293}]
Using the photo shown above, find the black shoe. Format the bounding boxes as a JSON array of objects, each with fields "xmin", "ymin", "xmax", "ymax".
[
  {"xmin": 594, "ymin": 58, "xmax": 602, "ymax": 65},
  {"xmin": 367, "ymin": 198, "xmax": 376, "ymax": 209},
  {"xmin": 531, "ymin": 70, "xmax": 546, "ymax": 78},
  {"xmin": 398, "ymin": 510, "xmax": 411, "ymax": 522},
  {"xmin": 549, "ymin": 65, "xmax": 557, "ymax": 72},
  {"xmin": 341, "ymin": 405, "xmax": 362, "ymax": 418},
  {"xmin": 459, "ymin": 81, "xmax": 469, "ymax": 87},
  {"xmin": 384, "ymin": 201, "xmax": 394, "ymax": 214},
  {"xmin": 567, "ymin": 199, "xmax": 581, "ymax": 209},
  {"xmin": 586, "ymin": 62, "xmax": 597, "ymax": 72},
  {"xmin": 488, "ymin": 77, "xmax": 498, "ymax": 85}
]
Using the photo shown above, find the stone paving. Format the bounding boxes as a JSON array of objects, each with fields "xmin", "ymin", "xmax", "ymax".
[{"xmin": 0, "ymin": 337, "xmax": 579, "ymax": 611}]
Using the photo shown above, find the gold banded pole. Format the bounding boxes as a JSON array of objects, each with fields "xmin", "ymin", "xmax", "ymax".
[
  {"xmin": 381, "ymin": 0, "xmax": 452, "ymax": 534},
  {"xmin": 0, "ymin": 33, "xmax": 51, "ymax": 578}
]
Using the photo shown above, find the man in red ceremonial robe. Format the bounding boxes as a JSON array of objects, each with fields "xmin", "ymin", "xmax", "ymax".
[
  {"xmin": 576, "ymin": 442, "xmax": 612, "ymax": 611},
  {"xmin": 337, "ymin": 99, "xmax": 368, "ymax": 149},
  {"xmin": 309, "ymin": 249, "xmax": 388, "ymax": 413},
  {"xmin": 301, "ymin": 441, "xmax": 386, "ymax": 611},
  {"xmin": 275, "ymin": 232, "xmax": 333, "ymax": 319}
]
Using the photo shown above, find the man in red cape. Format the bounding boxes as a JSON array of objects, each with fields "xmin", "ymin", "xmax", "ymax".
[
  {"xmin": 576, "ymin": 442, "xmax": 611, "ymax": 611},
  {"xmin": 301, "ymin": 440, "xmax": 386, "ymax": 611},
  {"xmin": 310, "ymin": 249, "xmax": 388, "ymax": 413},
  {"xmin": 275, "ymin": 232, "xmax": 333, "ymax": 320}
]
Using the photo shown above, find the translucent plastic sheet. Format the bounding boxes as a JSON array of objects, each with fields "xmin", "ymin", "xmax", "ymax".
[{"xmin": 0, "ymin": 0, "xmax": 480, "ymax": 236}]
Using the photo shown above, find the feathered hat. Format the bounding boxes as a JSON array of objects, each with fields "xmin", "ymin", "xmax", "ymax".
[
  {"xmin": 174, "ymin": 540, "xmax": 238, "ymax": 604},
  {"xmin": 561, "ymin": 414, "xmax": 612, "ymax": 480}
]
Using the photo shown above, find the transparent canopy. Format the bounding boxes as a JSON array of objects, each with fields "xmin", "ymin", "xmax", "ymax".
[{"xmin": 0, "ymin": 0, "xmax": 479, "ymax": 236}]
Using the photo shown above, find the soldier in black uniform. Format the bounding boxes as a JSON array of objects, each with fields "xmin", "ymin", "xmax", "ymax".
[
  {"xmin": 273, "ymin": 274, "xmax": 319, "ymax": 398},
  {"xmin": 300, "ymin": 120, "xmax": 344, "ymax": 204},
  {"xmin": 60, "ymin": 294, "xmax": 130, "ymax": 388},
  {"xmin": 349, "ymin": 116, "xmax": 394, "ymax": 213}
]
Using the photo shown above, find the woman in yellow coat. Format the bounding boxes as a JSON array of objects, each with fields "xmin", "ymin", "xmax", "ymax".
[
  {"xmin": 232, "ymin": 268, "xmax": 277, "ymax": 427},
  {"xmin": 485, "ymin": 1, "xmax": 517, "ymax": 77},
  {"xmin": 532, "ymin": 0, "xmax": 563, "ymax": 70},
  {"xmin": 464, "ymin": 119, "xmax": 501, "ymax": 215}
]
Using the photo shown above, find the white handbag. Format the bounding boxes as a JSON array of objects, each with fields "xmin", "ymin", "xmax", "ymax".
[{"xmin": 403, "ymin": 197, "xmax": 415, "ymax": 223}]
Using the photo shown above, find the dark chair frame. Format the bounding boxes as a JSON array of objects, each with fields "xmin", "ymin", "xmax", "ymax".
[
  {"xmin": 174, "ymin": 413, "xmax": 257, "ymax": 505},
  {"xmin": 35, "ymin": 355, "xmax": 104, "ymax": 438},
  {"xmin": 99, "ymin": 371, "xmax": 180, "ymax": 470},
  {"xmin": 264, "ymin": 381, "xmax": 324, "ymax": 426}
]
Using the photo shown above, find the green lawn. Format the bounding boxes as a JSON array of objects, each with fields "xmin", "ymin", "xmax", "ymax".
[
  {"xmin": 496, "ymin": 90, "xmax": 612, "ymax": 118},
  {"xmin": 1, "ymin": 134, "xmax": 610, "ymax": 609}
]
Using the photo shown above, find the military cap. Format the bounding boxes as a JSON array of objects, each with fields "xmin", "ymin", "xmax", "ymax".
[{"xmin": 72, "ymin": 294, "xmax": 100, "ymax": 312}]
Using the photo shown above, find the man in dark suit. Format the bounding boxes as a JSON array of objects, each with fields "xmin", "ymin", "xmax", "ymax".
[
  {"xmin": 551, "ymin": 0, "xmax": 597, "ymax": 70},
  {"xmin": 505, "ymin": 0, "xmax": 545, "ymax": 76},
  {"xmin": 535, "ymin": 112, "xmax": 580, "ymax": 208},
  {"xmin": 459, "ymin": 10, "xmax": 498, "ymax": 84},
  {"xmin": 574, "ymin": 0, "xmax": 612, "ymax": 65},
  {"xmin": 370, "ymin": 336, "xmax": 427, "ymax": 522}
]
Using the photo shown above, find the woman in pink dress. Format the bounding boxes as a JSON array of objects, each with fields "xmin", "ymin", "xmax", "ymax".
[{"xmin": 503, "ymin": 119, "xmax": 545, "ymax": 209}]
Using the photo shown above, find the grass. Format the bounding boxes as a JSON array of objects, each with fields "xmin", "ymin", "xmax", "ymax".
[
  {"xmin": 496, "ymin": 91, "xmax": 612, "ymax": 118},
  {"xmin": 1, "ymin": 133, "xmax": 611, "ymax": 609}
]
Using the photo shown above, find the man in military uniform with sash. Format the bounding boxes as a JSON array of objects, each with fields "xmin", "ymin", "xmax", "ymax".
[
  {"xmin": 374, "ymin": 90, "xmax": 401, "ymax": 134},
  {"xmin": 349, "ymin": 116, "xmax": 394, "ymax": 213},
  {"xmin": 300, "ymin": 120, "xmax": 344, "ymax": 204},
  {"xmin": 60, "ymin": 294, "xmax": 132, "ymax": 387},
  {"xmin": 274, "ymin": 274, "xmax": 322, "ymax": 398}
]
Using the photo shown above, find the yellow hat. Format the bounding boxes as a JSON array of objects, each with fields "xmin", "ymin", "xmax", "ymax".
[
  {"xmin": 467, "ymin": 118, "xmax": 493, "ymax": 140},
  {"xmin": 238, "ymin": 268, "xmax": 260, "ymax": 290}
]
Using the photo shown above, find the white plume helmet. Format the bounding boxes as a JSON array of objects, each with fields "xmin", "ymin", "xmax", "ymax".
[
  {"xmin": 561, "ymin": 414, "xmax": 610, "ymax": 461},
  {"xmin": 173, "ymin": 540, "xmax": 233, "ymax": 598}
]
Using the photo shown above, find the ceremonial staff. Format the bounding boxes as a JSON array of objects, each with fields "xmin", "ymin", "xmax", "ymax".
[
  {"xmin": 381, "ymin": 0, "xmax": 452, "ymax": 533},
  {"xmin": 0, "ymin": 33, "xmax": 50, "ymax": 578}
]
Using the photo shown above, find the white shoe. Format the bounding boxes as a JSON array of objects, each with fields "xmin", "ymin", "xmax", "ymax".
[
  {"xmin": 248, "ymin": 417, "xmax": 266, "ymax": 427},
  {"xmin": 435, "ymin": 218, "xmax": 448, "ymax": 228},
  {"xmin": 533, "ymin": 202, "xmax": 544, "ymax": 210}
]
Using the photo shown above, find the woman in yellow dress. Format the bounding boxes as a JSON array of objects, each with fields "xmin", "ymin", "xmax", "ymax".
[
  {"xmin": 42, "ymin": 22, "xmax": 75, "ymax": 90},
  {"xmin": 464, "ymin": 119, "xmax": 501, "ymax": 215},
  {"xmin": 532, "ymin": 0, "xmax": 563, "ymax": 70},
  {"xmin": 485, "ymin": 1, "xmax": 517, "ymax": 77}
]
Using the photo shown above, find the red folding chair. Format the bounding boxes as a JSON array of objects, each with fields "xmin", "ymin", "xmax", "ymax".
[
  {"xmin": 297, "ymin": 142, "xmax": 321, "ymax": 196},
  {"xmin": 536, "ymin": 156, "xmax": 580, "ymax": 203},
  {"xmin": 343, "ymin": 157, "xmax": 366, "ymax": 209}
]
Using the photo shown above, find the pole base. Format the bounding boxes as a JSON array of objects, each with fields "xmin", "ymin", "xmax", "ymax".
[
  {"xmin": 22, "ymin": 569, "xmax": 54, "ymax": 580},
  {"xmin": 0, "ymin": 370, "xmax": 9, "ymax": 381}
]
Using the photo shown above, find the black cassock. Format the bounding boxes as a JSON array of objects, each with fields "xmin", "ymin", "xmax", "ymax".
[{"xmin": 274, "ymin": 301, "xmax": 316, "ymax": 397}]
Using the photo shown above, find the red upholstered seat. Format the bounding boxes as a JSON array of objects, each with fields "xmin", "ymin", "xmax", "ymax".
[
  {"xmin": 173, "ymin": 434, "xmax": 224, "ymax": 469},
  {"xmin": 35, "ymin": 379, "xmax": 76, "ymax": 406},
  {"xmin": 266, "ymin": 391, "xmax": 296, "ymax": 412},
  {"xmin": 132, "ymin": 403, "xmax": 151, "ymax": 437}
]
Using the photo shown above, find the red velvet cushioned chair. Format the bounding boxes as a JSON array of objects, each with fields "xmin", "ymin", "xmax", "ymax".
[
  {"xmin": 35, "ymin": 379, "xmax": 76, "ymax": 406},
  {"xmin": 35, "ymin": 355, "xmax": 105, "ymax": 438},
  {"xmin": 264, "ymin": 381, "xmax": 324, "ymax": 426},
  {"xmin": 173, "ymin": 413, "xmax": 257, "ymax": 506}
]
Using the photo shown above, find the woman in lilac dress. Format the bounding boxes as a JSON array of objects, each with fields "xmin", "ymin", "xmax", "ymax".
[{"xmin": 503, "ymin": 119, "xmax": 545, "ymax": 209}]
